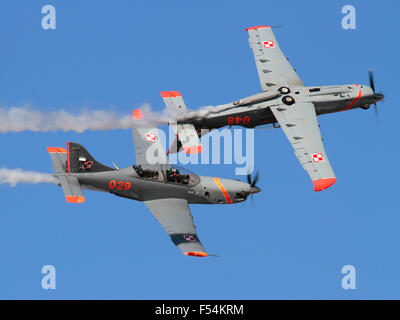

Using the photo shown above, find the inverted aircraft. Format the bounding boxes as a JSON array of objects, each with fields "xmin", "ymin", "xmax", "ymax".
[{"xmin": 149, "ymin": 25, "xmax": 384, "ymax": 192}]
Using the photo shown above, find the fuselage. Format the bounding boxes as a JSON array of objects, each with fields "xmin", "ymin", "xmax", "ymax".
[
  {"xmin": 180, "ymin": 84, "xmax": 383, "ymax": 130},
  {"xmin": 69, "ymin": 166, "xmax": 256, "ymax": 205}
]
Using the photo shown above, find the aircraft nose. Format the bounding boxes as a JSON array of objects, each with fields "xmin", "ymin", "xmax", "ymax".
[
  {"xmin": 250, "ymin": 186, "xmax": 262, "ymax": 194},
  {"xmin": 364, "ymin": 86, "xmax": 374, "ymax": 96},
  {"xmin": 375, "ymin": 93, "xmax": 385, "ymax": 102}
]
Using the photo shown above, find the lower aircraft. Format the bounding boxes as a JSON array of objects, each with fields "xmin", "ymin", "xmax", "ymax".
[{"xmin": 47, "ymin": 126, "xmax": 261, "ymax": 257}]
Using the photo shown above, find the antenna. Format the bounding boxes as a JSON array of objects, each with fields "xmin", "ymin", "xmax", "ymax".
[{"xmin": 112, "ymin": 162, "xmax": 119, "ymax": 171}]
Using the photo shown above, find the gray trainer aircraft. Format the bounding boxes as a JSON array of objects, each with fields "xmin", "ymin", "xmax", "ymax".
[
  {"xmin": 47, "ymin": 127, "xmax": 261, "ymax": 257},
  {"xmin": 150, "ymin": 25, "xmax": 384, "ymax": 192}
]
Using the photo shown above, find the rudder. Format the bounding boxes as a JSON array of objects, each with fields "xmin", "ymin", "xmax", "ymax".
[{"xmin": 67, "ymin": 142, "xmax": 114, "ymax": 173}]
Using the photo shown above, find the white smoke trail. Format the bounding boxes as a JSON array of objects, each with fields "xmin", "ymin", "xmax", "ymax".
[
  {"xmin": 0, "ymin": 104, "xmax": 172, "ymax": 133},
  {"xmin": 0, "ymin": 168, "xmax": 58, "ymax": 187},
  {"xmin": 175, "ymin": 103, "xmax": 235, "ymax": 121},
  {"xmin": 0, "ymin": 101, "xmax": 232, "ymax": 134}
]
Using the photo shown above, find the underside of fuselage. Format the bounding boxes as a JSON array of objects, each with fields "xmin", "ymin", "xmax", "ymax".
[
  {"xmin": 186, "ymin": 100, "xmax": 358, "ymax": 131},
  {"xmin": 184, "ymin": 84, "xmax": 381, "ymax": 131}
]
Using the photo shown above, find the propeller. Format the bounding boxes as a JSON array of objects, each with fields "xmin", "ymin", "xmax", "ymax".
[
  {"xmin": 369, "ymin": 70, "xmax": 375, "ymax": 94},
  {"xmin": 247, "ymin": 170, "xmax": 261, "ymax": 201},
  {"xmin": 368, "ymin": 70, "xmax": 384, "ymax": 120},
  {"xmin": 368, "ymin": 70, "xmax": 378, "ymax": 118},
  {"xmin": 247, "ymin": 170, "xmax": 260, "ymax": 187}
]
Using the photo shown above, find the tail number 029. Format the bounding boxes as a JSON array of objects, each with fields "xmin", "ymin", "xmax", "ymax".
[{"xmin": 109, "ymin": 180, "xmax": 132, "ymax": 190}]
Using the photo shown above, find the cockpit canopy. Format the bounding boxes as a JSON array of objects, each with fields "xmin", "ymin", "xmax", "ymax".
[{"xmin": 133, "ymin": 164, "xmax": 200, "ymax": 186}]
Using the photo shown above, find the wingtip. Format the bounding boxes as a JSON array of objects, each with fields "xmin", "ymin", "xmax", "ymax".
[
  {"xmin": 184, "ymin": 251, "xmax": 208, "ymax": 257},
  {"xmin": 47, "ymin": 147, "xmax": 66, "ymax": 153},
  {"xmin": 160, "ymin": 91, "xmax": 182, "ymax": 98},
  {"xmin": 245, "ymin": 25, "xmax": 271, "ymax": 31},
  {"xmin": 65, "ymin": 196, "xmax": 85, "ymax": 203},
  {"xmin": 313, "ymin": 178, "xmax": 337, "ymax": 192}
]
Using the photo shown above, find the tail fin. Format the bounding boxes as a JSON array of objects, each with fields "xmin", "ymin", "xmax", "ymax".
[
  {"xmin": 47, "ymin": 142, "xmax": 113, "ymax": 203},
  {"xmin": 66, "ymin": 142, "xmax": 114, "ymax": 173}
]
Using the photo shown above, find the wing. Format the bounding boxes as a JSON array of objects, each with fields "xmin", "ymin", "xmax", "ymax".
[
  {"xmin": 161, "ymin": 91, "xmax": 202, "ymax": 154},
  {"xmin": 246, "ymin": 25, "xmax": 304, "ymax": 91},
  {"xmin": 144, "ymin": 198, "xmax": 207, "ymax": 257},
  {"xmin": 133, "ymin": 127, "xmax": 169, "ymax": 167},
  {"xmin": 269, "ymin": 102, "xmax": 336, "ymax": 191}
]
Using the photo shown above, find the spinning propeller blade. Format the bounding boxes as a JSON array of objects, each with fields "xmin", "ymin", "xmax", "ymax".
[
  {"xmin": 368, "ymin": 70, "xmax": 384, "ymax": 121},
  {"xmin": 247, "ymin": 170, "xmax": 261, "ymax": 202}
]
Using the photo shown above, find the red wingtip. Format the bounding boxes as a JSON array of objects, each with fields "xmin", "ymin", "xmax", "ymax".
[
  {"xmin": 184, "ymin": 145, "xmax": 203, "ymax": 154},
  {"xmin": 65, "ymin": 196, "xmax": 85, "ymax": 203},
  {"xmin": 132, "ymin": 109, "xmax": 143, "ymax": 120},
  {"xmin": 160, "ymin": 91, "xmax": 182, "ymax": 98},
  {"xmin": 184, "ymin": 251, "xmax": 208, "ymax": 257},
  {"xmin": 313, "ymin": 178, "xmax": 337, "ymax": 192},
  {"xmin": 245, "ymin": 25, "xmax": 271, "ymax": 31},
  {"xmin": 47, "ymin": 147, "xmax": 66, "ymax": 153}
]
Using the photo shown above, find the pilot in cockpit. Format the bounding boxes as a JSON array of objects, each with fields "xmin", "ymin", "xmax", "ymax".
[
  {"xmin": 166, "ymin": 168, "xmax": 190, "ymax": 184},
  {"xmin": 134, "ymin": 165, "xmax": 159, "ymax": 179}
]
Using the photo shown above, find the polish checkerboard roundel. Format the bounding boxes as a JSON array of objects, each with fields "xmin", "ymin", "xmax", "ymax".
[
  {"xmin": 145, "ymin": 132, "xmax": 157, "ymax": 142},
  {"xmin": 263, "ymin": 40, "xmax": 275, "ymax": 48},
  {"xmin": 312, "ymin": 153, "xmax": 325, "ymax": 163},
  {"xmin": 82, "ymin": 161, "xmax": 93, "ymax": 169},
  {"xmin": 184, "ymin": 235, "xmax": 195, "ymax": 242}
]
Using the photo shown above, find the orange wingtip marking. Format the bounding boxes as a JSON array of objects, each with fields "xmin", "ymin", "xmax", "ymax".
[
  {"xmin": 132, "ymin": 109, "xmax": 143, "ymax": 120},
  {"xmin": 47, "ymin": 147, "xmax": 66, "ymax": 153},
  {"xmin": 65, "ymin": 196, "xmax": 85, "ymax": 203},
  {"xmin": 313, "ymin": 178, "xmax": 337, "ymax": 192},
  {"xmin": 245, "ymin": 25, "xmax": 271, "ymax": 31},
  {"xmin": 213, "ymin": 177, "xmax": 233, "ymax": 204},
  {"xmin": 160, "ymin": 91, "xmax": 182, "ymax": 98},
  {"xmin": 184, "ymin": 251, "xmax": 208, "ymax": 257},
  {"xmin": 184, "ymin": 145, "xmax": 203, "ymax": 154}
]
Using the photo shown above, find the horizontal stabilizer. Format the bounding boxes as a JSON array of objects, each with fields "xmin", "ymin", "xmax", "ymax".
[
  {"xmin": 47, "ymin": 147, "xmax": 67, "ymax": 173},
  {"xmin": 58, "ymin": 175, "xmax": 85, "ymax": 203},
  {"xmin": 47, "ymin": 144, "xmax": 93, "ymax": 203},
  {"xmin": 160, "ymin": 91, "xmax": 202, "ymax": 154}
]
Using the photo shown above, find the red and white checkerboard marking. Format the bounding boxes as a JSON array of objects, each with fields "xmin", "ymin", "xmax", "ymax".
[
  {"xmin": 312, "ymin": 153, "xmax": 325, "ymax": 163},
  {"xmin": 82, "ymin": 160, "xmax": 93, "ymax": 169},
  {"xmin": 184, "ymin": 235, "xmax": 195, "ymax": 242},
  {"xmin": 263, "ymin": 40, "xmax": 275, "ymax": 48},
  {"xmin": 145, "ymin": 133, "xmax": 157, "ymax": 141}
]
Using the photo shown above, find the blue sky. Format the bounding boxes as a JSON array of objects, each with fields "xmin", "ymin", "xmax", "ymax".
[{"xmin": 0, "ymin": 0, "xmax": 398, "ymax": 299}]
